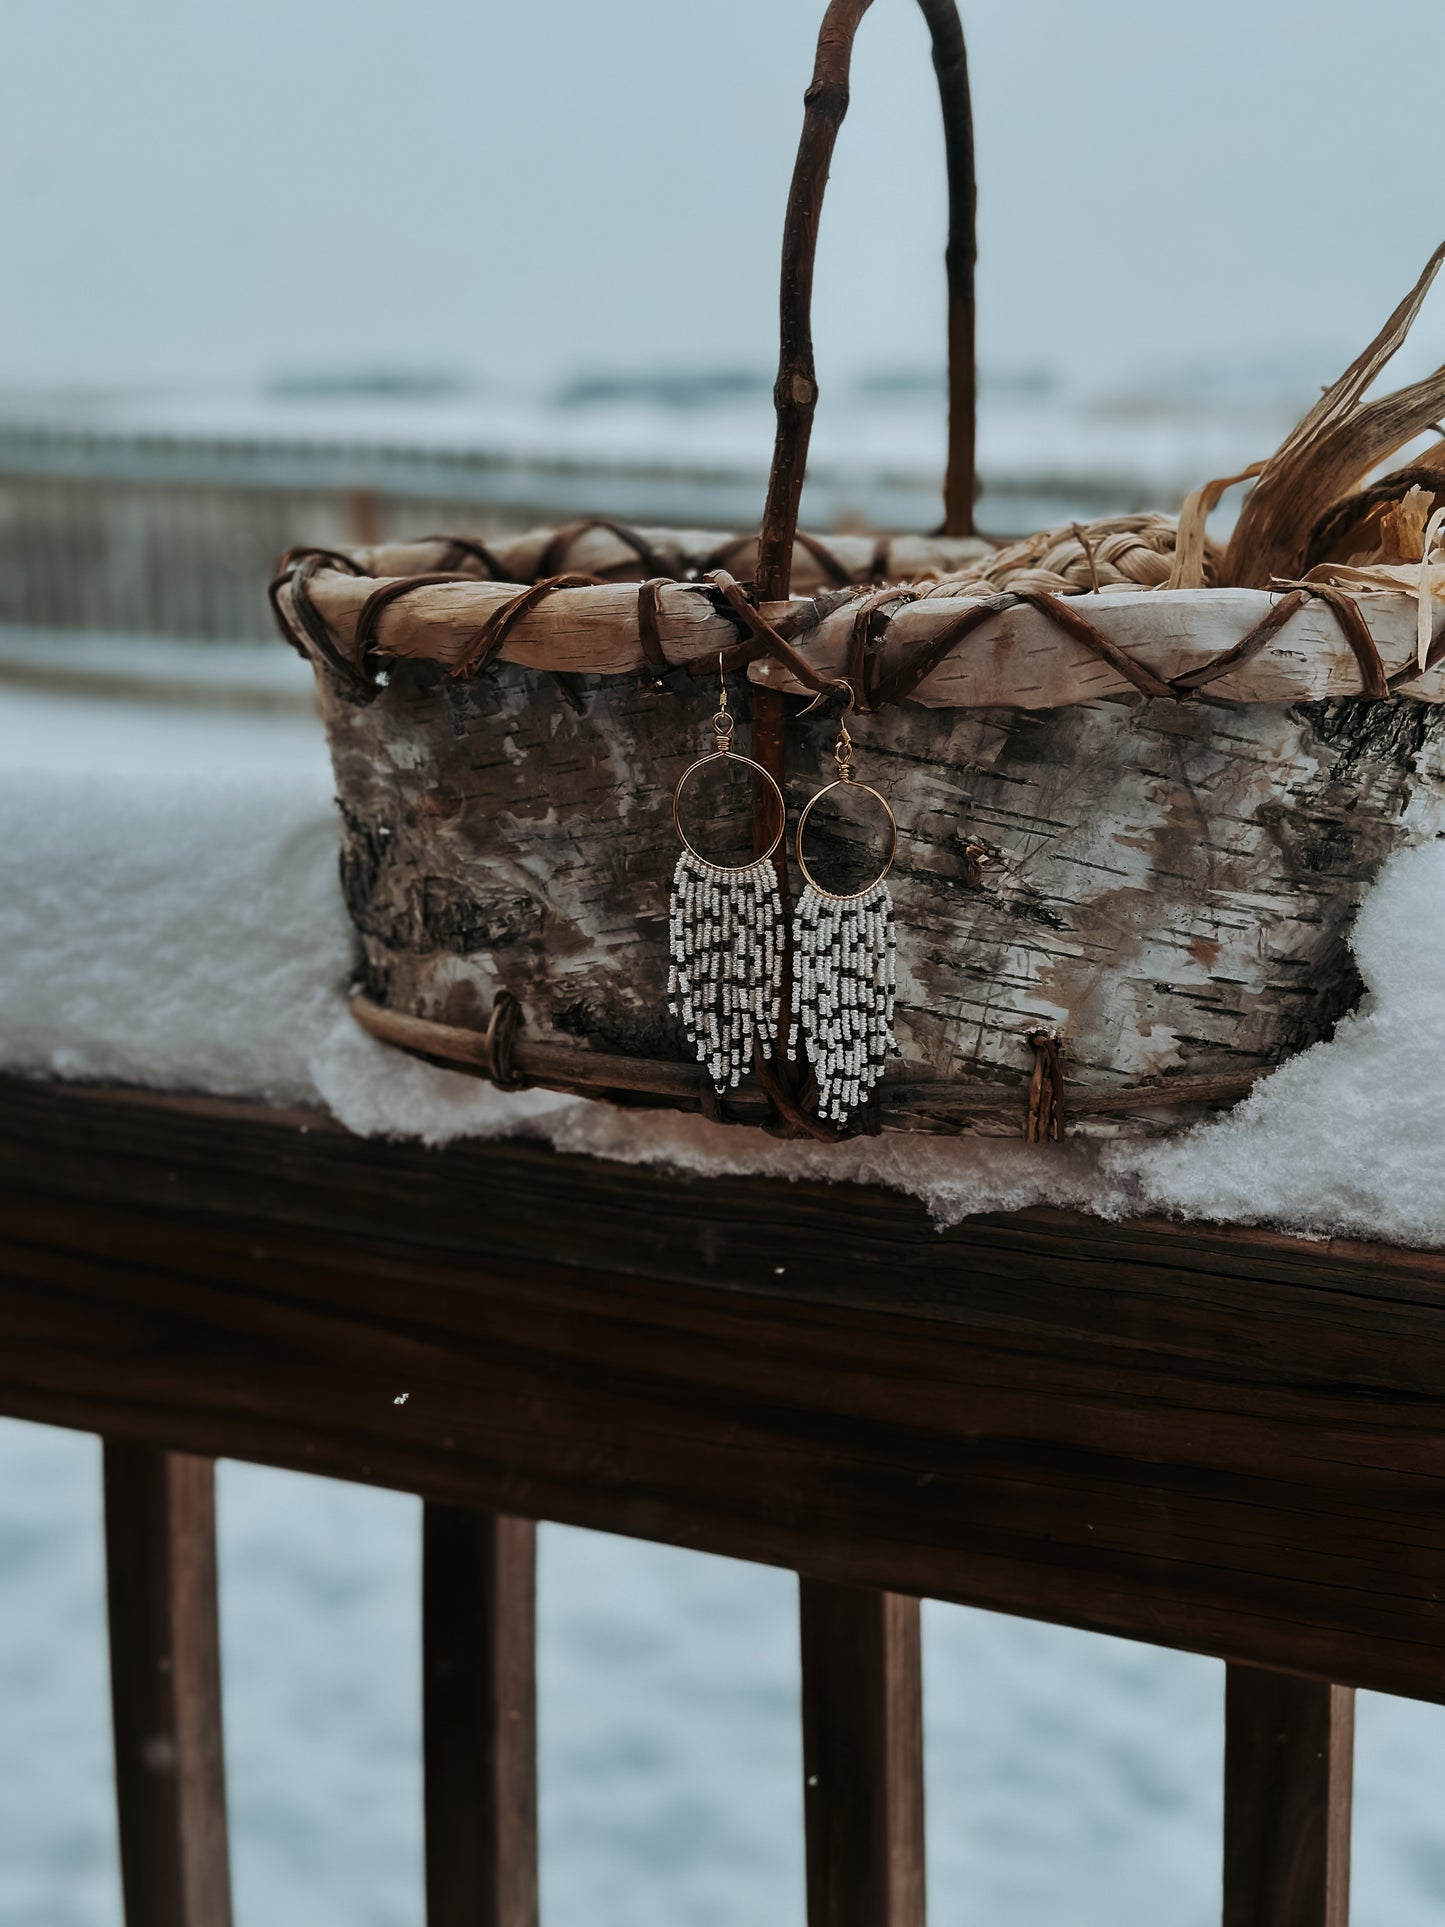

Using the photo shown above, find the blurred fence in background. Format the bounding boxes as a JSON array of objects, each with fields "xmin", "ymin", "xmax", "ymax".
[
  {"xmin": 0, "ymin": 382, "xmax": 1281, "ymax": 649},
  {"xmin": 0, "ymin": 428, "xmax": 744, "ymax": 645}
]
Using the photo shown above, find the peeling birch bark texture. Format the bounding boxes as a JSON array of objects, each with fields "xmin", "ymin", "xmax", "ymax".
[{"xmin": 320, "ymin": 657, "xmax": 1445, "ymax": 1138}]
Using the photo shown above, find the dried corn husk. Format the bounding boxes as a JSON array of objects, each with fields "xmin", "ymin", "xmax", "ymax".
[
  {"xmin": 1375, "ymin": 484, "xmax": 1435, "ymax": 565},
  {"xmin": 1220, "ymin": 242, "xmax": 1445, "ymax": 587},
  {"xmin": 1292, "ymin": 497, "xmax": 1445, "ymax": 671},
  {"xmin": 1167, "ymin": 463, "xmax": 1265, "ymax": 590}
]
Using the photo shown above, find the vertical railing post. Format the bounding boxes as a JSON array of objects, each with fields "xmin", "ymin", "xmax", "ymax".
[
  {"xmin": 104, "ymin": 1443, "xmax": 233, "ymax": 1927},
  {"xmin": 1224, "ymin": 1664, "xmax": 1354, "ymax": 1927},
  {"xmin": 799, "ymin": 1578, "xmax": 926, "ymax": 1927},
  {"xmin": 423, "ymin": 1505, "xmax": 539, "ymax": 1927}
]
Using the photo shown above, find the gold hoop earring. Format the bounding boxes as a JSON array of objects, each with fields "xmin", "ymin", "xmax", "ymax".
[
  {"xmin": 789, "ymin": 695, "xmax": 898, "ymax": 1125},
  {"xmin": 668, "ymin": 659, "xmax": 786, "ymax": 1093}
]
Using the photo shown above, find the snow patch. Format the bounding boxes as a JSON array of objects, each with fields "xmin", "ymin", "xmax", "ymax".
[
  {"xmin": 1125, "ymin": 840, "xmax": 1445, "ymax": 1244},
  {"xmin": 3, "ymin": 691, "xmax": 1442, "ymax": 1246}
]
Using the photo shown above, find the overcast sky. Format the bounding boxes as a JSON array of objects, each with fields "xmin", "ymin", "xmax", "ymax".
[{"xmin": 3, "ymin": 0, "xmax": 1444, "ymax": 394}]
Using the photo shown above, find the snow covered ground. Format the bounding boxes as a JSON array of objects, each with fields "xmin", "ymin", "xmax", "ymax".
[
  {"xmin": 0, "ymin": 371, "xmax": 1301, "ymax": 502},
  {"xmin": 0, "ymin": 369, "xmax": 1306, "ymax": 537},
  {"xmin": 4, "ymin": 1416, "xmax": 1445, "ymax": 1927},
  {"xmin": 7, "ymin": 676, "xmax": 1445, "ymax": 1924}
]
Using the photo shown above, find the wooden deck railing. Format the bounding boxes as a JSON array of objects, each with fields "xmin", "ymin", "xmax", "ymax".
[
  {"xmin": 0, "ymin": 431, "xmax": 955, "ymax": 647},
  {"xmin": 3, "ymin": 1075, "xmax": 1437, "ymax": 1925},
  {"xmin": 0, "ymin": 467, "xmax": 532, "ymax": 643}
]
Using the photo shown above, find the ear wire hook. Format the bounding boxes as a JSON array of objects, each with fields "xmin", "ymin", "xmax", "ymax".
[
  {"xmin": 797, "ymin": 673, "xmax": 856, "ymax": 779},
  {"xmin": 712, "ymin": 648, "xmax": 735, "ymax": 750},
  {"xmin": 797, "ymin": 673, "xmax": 855, "ymax": 720}
]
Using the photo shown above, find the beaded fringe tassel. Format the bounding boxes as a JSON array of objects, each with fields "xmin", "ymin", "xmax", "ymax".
[
  {"xmin": 668, "ymin": 851, "xmax": 784, "ymax": 1092},
  {"xmin": 789, "ymin": 881, "xmax": 897, "ymax": 1125}
]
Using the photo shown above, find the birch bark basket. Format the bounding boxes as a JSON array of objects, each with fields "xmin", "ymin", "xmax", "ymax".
[
  {"xmin": 273, "ymin": 0, "xmax": 1445, "ymax": 1141},
  {"xmin": 308, "ymin": 575, "xmax": 1445, "ymax": 1138}
]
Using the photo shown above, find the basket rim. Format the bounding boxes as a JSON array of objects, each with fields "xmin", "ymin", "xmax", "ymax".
[{"xmin": 272, "ymin": 527, "xmax": 1445, "ymax": 713}]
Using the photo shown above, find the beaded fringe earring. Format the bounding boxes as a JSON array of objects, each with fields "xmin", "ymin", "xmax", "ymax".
[
  {"xmin": 789, "ymin": 703, "xmax": 898, "ymax": 1125},
  {"xmin": 668, "ymin": 662, "xmax": 786, "ymax": 1093}
]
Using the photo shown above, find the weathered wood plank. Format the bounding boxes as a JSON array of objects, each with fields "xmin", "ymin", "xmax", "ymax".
[
  {"xmin": 1224, "ymin": 1666, "xmax": 1354, "ymax": 1927},
  {"xmin": 6, "ymin": 1081, "xmax": 1445, "ymax": 1701},
  {"xmin": 423, "ymin": 1506, "xmax": 538, "ymax": 1927},
  {"xmin": 104, "ymin": 1443, "xmax": 232, "ymax": 1927},
  {"xmin": 800, "ymin": 1581, "xmax": 925, "ymax": 1927}
]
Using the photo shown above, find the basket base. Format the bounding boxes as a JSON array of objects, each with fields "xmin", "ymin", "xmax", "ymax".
[{"xmin": 350, "ymin": 994, "xmax": 1261, "ymax": 1142}]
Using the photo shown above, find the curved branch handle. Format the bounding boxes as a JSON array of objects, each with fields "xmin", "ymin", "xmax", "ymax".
[{"xmin": 755, "ymin": 0, "xmax": 977, "ymax": 601}]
